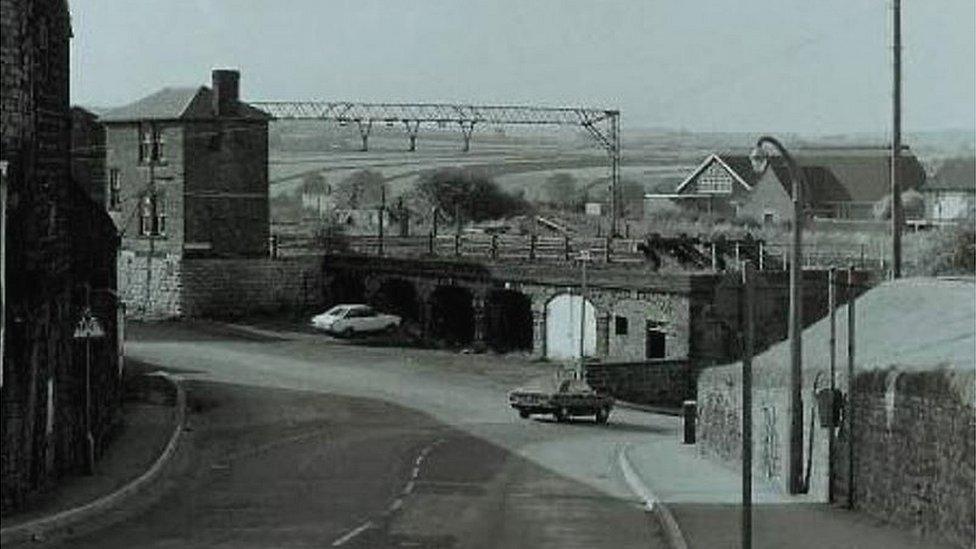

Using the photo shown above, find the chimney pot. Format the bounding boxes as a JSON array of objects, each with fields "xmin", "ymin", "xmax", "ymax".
[{"xmin": 212, "ymin": 69, "xmax": 240, "ymax": 117}]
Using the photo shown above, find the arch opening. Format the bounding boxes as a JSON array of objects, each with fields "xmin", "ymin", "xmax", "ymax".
[
  {"xmin": 485, "ymin": 289, "xmax": 533, "ymax": 352},
  {"xmin": 428, "ymin": 286, "xmax": 474, "ymax": 347},
  {"xmin": 544, "ymin": 293, "xmax": 596, "ymax": 361}
]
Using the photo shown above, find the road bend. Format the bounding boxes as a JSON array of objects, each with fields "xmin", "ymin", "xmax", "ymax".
[{"xmin": 47, "ymin": 323, "xmax": 675, "ymax": 548}]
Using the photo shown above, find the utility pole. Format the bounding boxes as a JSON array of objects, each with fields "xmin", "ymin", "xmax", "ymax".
[
  {"xmin": 891, "ymin": 0, "xmax": 903, "ymax": 279},
  {"xmin": 577, "ymin": 250, "xmax": 591, "ymax": 380},
  {"xmin": 846, "ymin": 266, "xmax": 857, "ymax": 508},
  {"xmin": 741, "ymin": 261, "xmax": 755, "ymax": 549},
  {"xmin": 143, "ymin": 160, "xmax": 156, "ymax": 316},
  {"xmin": 828, "ymin": 268, "xmax": 837, "ymax": 503},
  {"xmin": 378, "ymin": 183, "xmax": 385, "ymax": 257}
]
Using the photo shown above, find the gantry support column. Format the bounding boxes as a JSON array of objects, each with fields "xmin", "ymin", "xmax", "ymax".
[
  {"xmin": 357, "ymin": 119, "xmax": 372, "ymax": 152},
  {"xmin": 404, "ymin": 120, "xmax": 420, "ymax": 152},
  {"xmin": 459, "ymin": 121, "xmax": 476, "ymax": 152}
]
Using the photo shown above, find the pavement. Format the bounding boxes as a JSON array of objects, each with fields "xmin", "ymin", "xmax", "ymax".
[
  {"xmin": 1, "ymin": 362, "xmax": 181, "ymax": 545},
  {"xmin": 620, "ymin": 420, "xmax": 953, "ymax": 548},
  {"xmin": 7, "ymin": 319, "xmax": 949, "ymax": 548}
]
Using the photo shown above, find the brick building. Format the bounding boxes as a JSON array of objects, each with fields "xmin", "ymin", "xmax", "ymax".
[
  {"xmin": 1, "ymin": 0, "xmax": 121, "ymax": 511},
  {"xmin": 97, "ymin": 70, "xmax": 271, "ymax": 318}
]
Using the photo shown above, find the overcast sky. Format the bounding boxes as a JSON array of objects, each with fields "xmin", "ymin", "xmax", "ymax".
[{"xmin": 70, "ymin": 0, "xmax": 975, "ymax": 135}]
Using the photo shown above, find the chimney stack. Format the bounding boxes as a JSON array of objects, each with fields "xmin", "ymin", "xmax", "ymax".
[{"xmin": 212, "ymin": 69, "xmax": 240, "ymax": 117}]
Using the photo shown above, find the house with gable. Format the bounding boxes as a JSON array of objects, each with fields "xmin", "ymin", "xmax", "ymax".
[
  {"xmin": 644, "ymin": 153, "xmax": 763, "ymax": 219},
  {"xmin": 921, "ymin": 157, "xmax": 975, "ymax": 221},
  {"xmin": 647, "ymin": 146, "xmax": 927, "ymax": 224}
]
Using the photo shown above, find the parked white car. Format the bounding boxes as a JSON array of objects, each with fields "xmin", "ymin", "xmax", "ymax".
[{"xmin": 310, "ymin": 304, "xmax": 400, "ymax": 337}]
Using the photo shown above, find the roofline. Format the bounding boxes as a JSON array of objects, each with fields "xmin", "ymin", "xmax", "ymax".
[
  {"xmin": 674, "ymin": 153, "xmax": 753, "ymax": 193},
  {"xmin": 644, "ymin": 193, "xmax": 710, "ymax": 199},
  {"xmin": 100, "ymin": 116, "xmax": 270, "ymax": 125}
]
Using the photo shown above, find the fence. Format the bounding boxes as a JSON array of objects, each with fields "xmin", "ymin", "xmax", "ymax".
[{"xmin": 277, "ymin": 232, "xmax": 649, "ymax": 264}]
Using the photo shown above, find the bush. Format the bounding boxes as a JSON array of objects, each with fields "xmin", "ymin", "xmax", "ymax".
[
  {"xmin": 417, "ymin": 167, "xmax": 529, "ymax": 222},
  {"xmin": 909, "ymin": 219, "xmax": 976, "ymax": 276},
  {"xmin": 873, "ymin": 189, "xmax": 925, "ymax": 220}
]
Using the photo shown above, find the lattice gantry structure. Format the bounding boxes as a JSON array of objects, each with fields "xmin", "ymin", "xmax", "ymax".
[{"xmin": 249, "ymin": 101, "xmax": 623, "ymax": 234}]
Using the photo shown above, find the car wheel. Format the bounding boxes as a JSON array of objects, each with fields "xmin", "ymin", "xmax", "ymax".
[
  {"xmin": 342, "ymin": 327, "xmax": 355, "ymax": 338},
  {"xmin": 595, "ymin": 407, "xmax": 610, "ymax": 424},
  {"xmin": 554, "ymin": 407, "xmax": 568, "ymax": 423},
  {"xmin": 518, "ymin": 409, "xmax": 530, "ymax": 419}
]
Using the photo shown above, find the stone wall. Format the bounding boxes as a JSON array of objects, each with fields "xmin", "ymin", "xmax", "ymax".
[
  {"xmin": 181, "ymin": 256, "xmax": 324, "ymax": 318},
  {"xmin": 697, "ymin": 360, "xmax": 974, "ymax": 548},
  {"xmin": 834, "ymin": 369, "xmax": 974, "ymax": 548},
  {"xmin": 118, "ymin": 250, "xmax": 183, "ymax": 319},
  {"xmin": 586, "ymin": 360, "xmax": 694, "ymax": 408}
]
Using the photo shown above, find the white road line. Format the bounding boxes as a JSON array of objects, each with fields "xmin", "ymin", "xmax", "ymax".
[
  {"xmin": 403, "ymin": 480, "xmax": 415, "ymax": 494},
  {"xmin": 388, "ymin": 498, "xmax": 403, "ymax": 512},
  {"xmin": 618, "ymin": 444, "xmax": 657, "ymax": 511},
  {"xmin": 331, "ymin": 521, "xmax": 374, "ymax": 547},
  {"xmin": 415, "ymin": 455, "xmax": 424, "ymax": 466},
  {"xmin": 411, "ymin": 466, "xmax": 421, "ymax": 478}
]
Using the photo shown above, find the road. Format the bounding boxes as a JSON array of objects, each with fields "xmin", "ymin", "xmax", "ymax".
[{"xmin": 52, "ymin": 322, "xmax": 675, "ymax": 548}]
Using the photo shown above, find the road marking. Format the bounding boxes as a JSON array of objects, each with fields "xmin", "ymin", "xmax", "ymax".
[
  {"xmin": 331, "ymin": 521, "xmax": 374, "ymax": 547},
  {"xmin": 617, "ymin": 444, "xmax": 689, "ymax": 549},
  {"xmin": 388, "ymin": 498, "xmax": 403, "ymax": 512},
  {"xmin": 411, "ymin": 466, "xmax": 421, "ymax": 478},
  {"xmin": 415, "ymin": 455, "xmax": 424, "ymax": 466},
  {"xmin": 403, "ymin": 480, "xmax": 415, "ymax": 494},
  {"xmin": 617, "ymin": 444, "xmax": 656, "ymax": 511}
]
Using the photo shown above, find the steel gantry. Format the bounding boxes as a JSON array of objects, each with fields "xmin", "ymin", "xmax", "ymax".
[{"xmin": 249, "ymin": 101, "xmax": 623, "ymax": 235}]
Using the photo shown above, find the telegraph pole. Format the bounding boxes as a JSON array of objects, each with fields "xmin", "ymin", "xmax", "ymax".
[{"xmin": 891, "ymin": 0, "xmax": 903, "ymax": 279}]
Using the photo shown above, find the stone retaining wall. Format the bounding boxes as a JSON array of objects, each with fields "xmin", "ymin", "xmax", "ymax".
[{"xmin": 180, "ymin": 256, "xmax": 324, "ymax": 318}]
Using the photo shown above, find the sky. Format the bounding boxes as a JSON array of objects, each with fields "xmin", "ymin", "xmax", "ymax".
[{"xmin": 69, "ymin": 0, "xmax": 975, "ymax": 135}]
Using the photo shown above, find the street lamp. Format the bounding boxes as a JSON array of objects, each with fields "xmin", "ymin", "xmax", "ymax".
[{"xmin": 750, "ymin": 136, "xmax": 806, "ymax": 495}]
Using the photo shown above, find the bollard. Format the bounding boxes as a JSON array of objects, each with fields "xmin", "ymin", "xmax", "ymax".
[{"xmin": 683, "ymin": 400, "xmax": 697, "ymax": 444}]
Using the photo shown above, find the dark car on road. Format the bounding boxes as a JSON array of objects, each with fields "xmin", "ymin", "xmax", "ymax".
[{"xmin": 508, "ymin": 376, "xmax": 614, "ymax": 423}]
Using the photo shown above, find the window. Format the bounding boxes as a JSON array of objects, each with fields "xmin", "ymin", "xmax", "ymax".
[
  {"xmin": 614, "ymin": 316, "xmax": 628, "ymax": 335},
  {"xmin": 139, "ymin": 192, "xmax": 166, "ymax": 236},
  {"xmin": 139, "ymin": 125, "xmax": 165, "ymax": 163},
  {"xmin": 108, "ymin": 169, "xmax": 121, "ymax": 210},
  {"xmin": 696, "ymin": 162, "xmax": 732, "ymax": 194}
]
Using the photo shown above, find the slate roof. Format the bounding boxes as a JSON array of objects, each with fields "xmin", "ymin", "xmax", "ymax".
[
  {"xmin": 100, "ymin": 86, "xmax": 270, "ymax": 122},
  {"xmin": 925, "ymin": 157, "xmax": 976, "ymax": 192},
  {"xmin": 768, "ymin": 147, "xmax": 926, "ymax": 204},
  {"xmin": 672, "ymin": 153, "xmax": 763, "ymax": 194}
]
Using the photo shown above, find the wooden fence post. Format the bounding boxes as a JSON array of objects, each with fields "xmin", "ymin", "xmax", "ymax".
[
  {"xmin": 564, "ymin": 235, "xmax": 571, "ymax": 261},
  {"xmin": 490, "ymin": 234, "xmax": 498, "ymax": 260},
  {"xmin": 605, "ymin": 236, "xmax": 612, "ymax": 263},
  {"xmin": 428, "ymin": 231, "xmax": 435, "ymax": 255},
  {"xmin": 455, "ymin": 233, "xmax": 461, "ymax": 257},
  {"xmin": 529, "ymin": 234, "xmax": 537, "ymax": 261}
]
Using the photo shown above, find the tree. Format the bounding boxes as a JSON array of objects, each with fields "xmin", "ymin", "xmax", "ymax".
[
  {"xmin": 542, "ymin": 173, "xmax": 580, "ymax": 209},
  {"xmin": 873, "ymin": 189, "xmax": 925, "ymax": 220},
  {"xmin": 333, "ymin": 170, "xmax": 385, "ymax": 209},
  {"xmin": 416, "ymin": 167, "xmax": 528, "ymax": 222}
]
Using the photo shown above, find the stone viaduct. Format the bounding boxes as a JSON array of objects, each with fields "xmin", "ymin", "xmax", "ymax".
[{"xmin": 319, "ymin": 254, "xmax": 835, "ymax": 367}]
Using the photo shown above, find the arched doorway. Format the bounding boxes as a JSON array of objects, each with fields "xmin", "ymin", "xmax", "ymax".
[
  {"xmin": 371, "ymin": 278, "xmax": 419, "ymax": 323},
  {"xmin": 326, "ymin": 272, "xmax": 365, "ymax": 306},
  {"xmin": 485, "ymin": 289, "xmax": 533, "ymax": 352},
  {"xmin": 428, "ymin": 286, "xmax": 474, "ymax": 346},
  {"xmin": 545, "ymin": 293, "xmax": 596, "ymax": 361}
]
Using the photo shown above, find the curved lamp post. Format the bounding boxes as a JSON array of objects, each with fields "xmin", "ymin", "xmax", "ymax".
[{"xmin": 750, "ymin": 136, "xmax": 806, "ymax": 495}]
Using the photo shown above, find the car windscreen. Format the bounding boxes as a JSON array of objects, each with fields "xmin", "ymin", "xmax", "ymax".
[{"xmin": 324, "ymin": 306, "xmax": 348, "ymax": 316}]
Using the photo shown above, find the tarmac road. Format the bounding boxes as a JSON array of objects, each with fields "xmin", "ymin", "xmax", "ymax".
[{"xmin": 50, "ymin": 322, "xmax": 673, "ymax": 548}]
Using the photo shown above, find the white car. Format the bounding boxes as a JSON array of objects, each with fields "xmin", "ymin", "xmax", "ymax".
[{"xmin": 310, "ymin": 304, "xmax": 401, "ymax": 337}]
